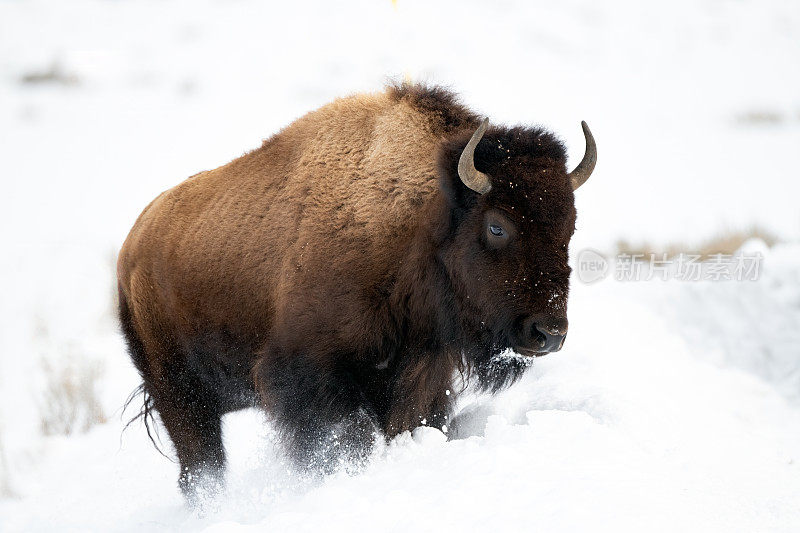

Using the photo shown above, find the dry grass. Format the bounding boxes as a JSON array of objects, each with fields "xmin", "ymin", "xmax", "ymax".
[
  {"xmin": 616, "ymin": 226, "xmax": 778, "ymax": 261},
  {"xmin": 19, "ymin": 62, "xmax": 79, "ymax": 86},
  {"xmin": 734, "ymin": 110, "xmax": 786, "ymax": 126},
  {"xmin": 39, "ymin": 356, "xmax": 106, "ymax": 436}
]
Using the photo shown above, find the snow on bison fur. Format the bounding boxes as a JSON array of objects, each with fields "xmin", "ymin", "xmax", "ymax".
[{"xmin": 117, "ymin": 83, "xmax": 597, "ymax": 498}]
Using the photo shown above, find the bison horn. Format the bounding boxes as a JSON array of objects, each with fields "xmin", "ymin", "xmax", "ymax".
[
  {"xmin": 568, "ymin": 121, "xmax": 597, "ymax": 191},
  {"xmin": 458, "ymin": 118, "xmax": 492, "ymax": 194}
]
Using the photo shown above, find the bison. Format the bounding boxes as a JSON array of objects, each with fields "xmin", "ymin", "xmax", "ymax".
[{"xmin": 117, "ymin": 83, "xmax": 596, "ymax": 498}]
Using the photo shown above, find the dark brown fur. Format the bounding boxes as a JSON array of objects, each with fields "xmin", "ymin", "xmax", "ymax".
[{"xmin": 118, "ymin": 83, "xmax": 577, "ymax": 497}]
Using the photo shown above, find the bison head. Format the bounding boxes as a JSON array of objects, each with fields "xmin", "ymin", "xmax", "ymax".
[{"xmin": 438, "ymin": 119, "xmax": 596, "ymax": 358}]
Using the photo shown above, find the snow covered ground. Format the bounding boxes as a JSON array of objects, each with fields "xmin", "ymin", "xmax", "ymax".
[{"xmin": 1, "ymin": 0, "xmax": 799, "ymax": 531}]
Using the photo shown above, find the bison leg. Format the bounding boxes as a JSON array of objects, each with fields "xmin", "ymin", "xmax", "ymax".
[
  {"xmin": 384, "ymin": 387, "xmax": 452, "ymax": 437},
  {"xmin": 119, "ymin": 293, "xmax": 227, "ymax": 502},
  {"xmin": 254, "ymin": 350, "xmax": 378, "ymax": 475},
  {"xmin": 383, "ymin": 353, "xmax": 456, "ymax": 437},
  {"xmin": 128, "ymin": 352, "xmax": 227, "ymax": 504},
  {"xmin": 151, "ymin": 385, "xmax": 225, "ymax": 502}
]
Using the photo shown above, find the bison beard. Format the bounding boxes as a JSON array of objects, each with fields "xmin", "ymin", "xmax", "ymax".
[{"xmin": 117, "ymin": 82, "xmax": 596, "ymax": 500}]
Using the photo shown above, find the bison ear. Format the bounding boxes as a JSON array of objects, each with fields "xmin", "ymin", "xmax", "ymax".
[{"xmin": 438, "ymin": 163, "xmax": 477, "ymax": 211}]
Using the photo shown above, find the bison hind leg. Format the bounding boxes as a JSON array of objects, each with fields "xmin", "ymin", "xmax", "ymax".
[
  {"xmin": 123, "ymin": 367, "xmax": 228, "ymax": 505},
  {"xmin": 158, "ymin": 392, "xmax": 226, "ymax": 504},
  {"xmin": 118, "ymin": 289, "xmax": 227, "ymax": 504}
]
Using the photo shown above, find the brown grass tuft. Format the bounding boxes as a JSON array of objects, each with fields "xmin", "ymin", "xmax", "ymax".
[
  {"xmin": 734, "ymin": 110, "xmax": 785, "ymax": 125},
  {"xmin": 616, "ymin": 226, "xmax": 778, "ymax": 261},
  {"xmin": 20, "ymin": 62, "xmax": 79, "ymax": 86},
  {"xmin": 39, "ymin": 356, "xmax": 106, "ymax": 436}
]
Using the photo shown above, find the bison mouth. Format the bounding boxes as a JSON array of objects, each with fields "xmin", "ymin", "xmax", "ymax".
[{"xmin": 512, "ymin": 346, "xmax": 550, "ymax": 358}]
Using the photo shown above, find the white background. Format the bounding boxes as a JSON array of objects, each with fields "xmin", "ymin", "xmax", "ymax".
[{"xmin": 1, "ymin": 0, "xmax": 799, "ymax": 530}]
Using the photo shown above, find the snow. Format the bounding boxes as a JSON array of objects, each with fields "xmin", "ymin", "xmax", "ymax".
[{"xmin": 1, "ymin": 0, "xmax": 799, "ymax": 531}]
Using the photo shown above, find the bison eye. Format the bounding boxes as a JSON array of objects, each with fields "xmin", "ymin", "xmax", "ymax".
[{"xmin": 484, "ymin": 209, "xmax": 517, "ymax": 249}]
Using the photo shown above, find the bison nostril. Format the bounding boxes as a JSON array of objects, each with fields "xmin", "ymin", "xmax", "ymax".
[
  {"xmin": 533, "ymin": 322, "xmax": 567, "ymax": 352},
  {"xmin": 536, "ymin": 333, "xmax": 546, "ymax": 348},
  {"xmin": 527, "ymin": 321, "xmax": 546, "ymax": 347}
]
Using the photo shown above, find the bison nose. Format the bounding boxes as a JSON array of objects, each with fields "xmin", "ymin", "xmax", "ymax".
[
  {"xmin": 534, "ymin": 323, "xmax": 567, "ymax": 352},
  {"xmin": 521, "ymin": 316, "xmax": 568, "ymax": 353}
]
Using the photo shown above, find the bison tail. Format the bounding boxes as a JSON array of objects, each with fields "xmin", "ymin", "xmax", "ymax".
[{"xmin": 121, "ymin": 383, "xmax": 174, "ymax": 462}]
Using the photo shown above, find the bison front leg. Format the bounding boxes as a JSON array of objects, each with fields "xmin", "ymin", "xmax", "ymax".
[
  {"xmin": 384, "ymin": 351, "xmax": 457, "ymax": 437},
  {"xmin": 253, "ymin": 349, "xmax": 379, "ymax": 475}
]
